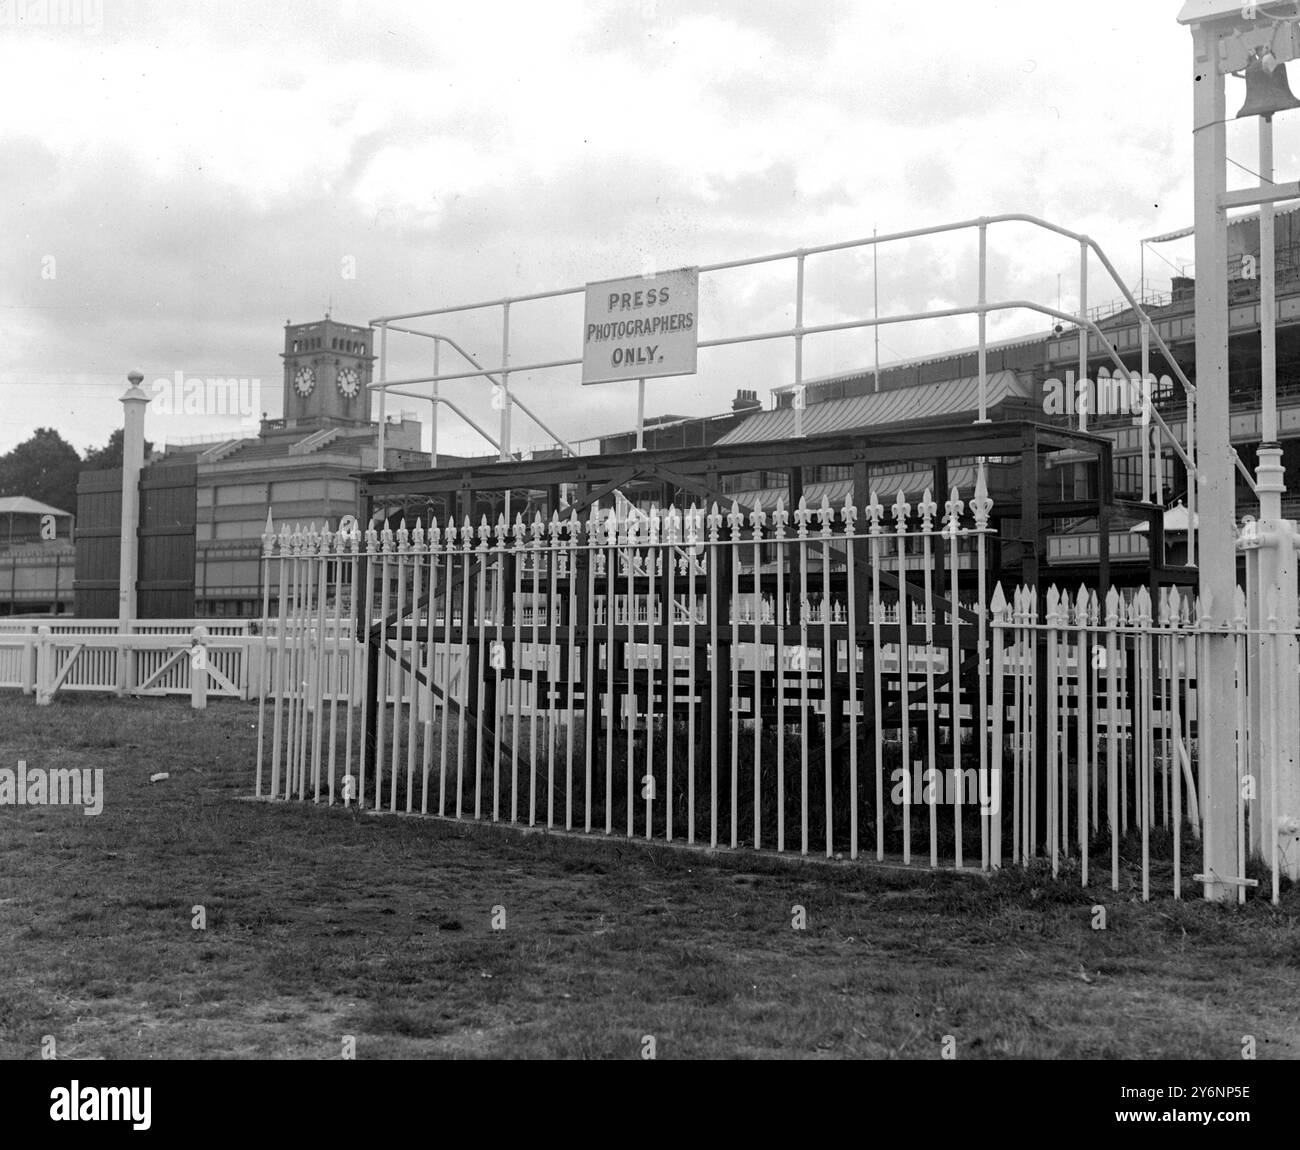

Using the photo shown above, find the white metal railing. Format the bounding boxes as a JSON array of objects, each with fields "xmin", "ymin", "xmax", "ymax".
[
  {"xmin": 252, "ymin": 470, "xmax": 1294, "ymax": 900},
  {"xmin": 367, "ymin": 213, "xmax": 1200, "ymax": 567}
]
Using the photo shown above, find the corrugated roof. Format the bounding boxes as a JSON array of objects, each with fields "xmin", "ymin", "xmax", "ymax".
[
  {"xmin": 0, "ymin": 496, "xmax": 73, "ymax": 517},
  {"xmin": 716, "ymin": 370, "xmax": 1029, "ymax": 447}
]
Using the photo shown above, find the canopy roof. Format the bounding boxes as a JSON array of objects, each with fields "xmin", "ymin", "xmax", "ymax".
[
  {"xmin": 0, "ymin": 496, "xmax": 73, "ymax": 518},
  {"xmin": 715, "ymin": 371, "xmax": 1030, "ymax": 446}
]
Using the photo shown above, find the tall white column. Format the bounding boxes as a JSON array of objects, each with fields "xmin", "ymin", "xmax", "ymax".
[
  {"xmin": 117, "ymin": 371, "xmax": 148, "ymax": 693},
  {"xmin": 1251, "ymin": 114, "xmax": 1300, "ymax": 883},
  {"xmin": 1190, "ymin": 19, "xmax": 1240, "ymax": 901}
]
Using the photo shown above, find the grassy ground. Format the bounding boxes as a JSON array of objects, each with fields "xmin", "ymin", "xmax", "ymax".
[{"xmin": 1, "ymin": 693, "xmax": 1297, "ymax": 1060}]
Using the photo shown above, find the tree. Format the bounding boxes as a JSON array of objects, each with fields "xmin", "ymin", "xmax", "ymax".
[
  {"xmin": 81, "ymin": 428, "xmax": 153, "ymax": 472},
  {"xmin": 0, "ymin": 428, "xmax": 81, "ymax": 514}
]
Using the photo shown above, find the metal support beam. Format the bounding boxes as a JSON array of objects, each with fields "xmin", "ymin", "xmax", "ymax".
[{"xmin": 1216, "ymin": 181, "xmax": 1300, "ymax": 210}]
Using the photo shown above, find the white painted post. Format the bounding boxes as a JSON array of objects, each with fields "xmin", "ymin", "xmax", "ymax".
[
  {"xmin": 190, "ymin": 625, "xmax": 208, "ymax": 710},
  {"xmin": 1186, "ymin": 10, "xmax": 1241, "ymax": 900},
  {"xmin": 35, "ymin": 624, "xmax": 51, "ymax": 706},
  {"xmin": 431, "ymin": 337, "xmax": 440, "ymax": 470},
  {"xmin": 500, "ymin": 301, "xmax": 512, "ymax": 462},
  {"xmin": 794, "ymin": 253, "xmax": 806, "ymax": 437},
  {"xmin": 1078, "ymin": 239, "xmax": 1088, "ymax": 433},
  {"xmin": 1251, "ymin": 113, "xmax": 1300, "ymax": 883},
  {"xmin": 873, "ymin": 227, "xmax": 881, "ymax": 393},
  {"xmin": 977, "ymin": 220, "xmax": 988, "ymax": 423},
  {"xmin": 1141, "ymin": 317, "xmax": 1152, "ymax": 505},
  {"xmin": 634, "ymin": 378, "xmax": 646, "ymax": 451},
  {"xmin": 117, "ymin": 371, "xmax": 148, "ymax": 695},
  {"xmin": 376, "ymin": 322, "xmax": 388, "ymax": 470},
  {"xmin": 21, "ymin": 624, "xmax": 36, "ymax": 695}
]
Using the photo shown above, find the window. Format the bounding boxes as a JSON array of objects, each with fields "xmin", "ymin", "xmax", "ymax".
[{"xmin": 1113, "ymin": 455, "xmax": 1176, "ymax": 498}]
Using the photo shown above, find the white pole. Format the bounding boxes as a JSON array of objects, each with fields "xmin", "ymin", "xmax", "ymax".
[
  {"xmin": 977, "ymin": 221, "xmax": 988, "ymax": 423},
  {"xmin": 1188, "ymin": 14, "xmax": 1239, "ymax": 902},
  {"xmin": 1141, "ymin": 317, "xmax": 1152, "ymax": 505},
  {"xmin": 794, "ymin": 253, "xmax": 805, "ymax": 437},
  {"xmin": 117, "ymin": 371, "xmax": 148, "ymax": 695},
  {"xmin": 1253, "ymin": 112, "xmax": 1300, "ymax": 881},
  {"xmin": 1078, "ymin": 238, "xmax": 1088, "ymax": 434},
  {"xmin": 500, "ymin": 301, "xmax": 511, "ymax": 462},
  {"xmin": 376, "ymin": 322, "xmax": 388, "ymax": 471},
  {"xmin": 1260, "ymin": 118, "xmax": 1278, "ymax": 450},
  {"xmin": 635, "ymin": 378, "xmax": 646, "ymax": 451},
  {"xmin": 190, "ymin": 625, "xmax": 208, "ymax": 710},
  {"xmin": 431, "ymin": 337, "xmax": 440, "ymax": 470},
  {"xmin": 501, "ymin": 302, "xmax": 511, "ymax": 526},
  {"xmin": 873, "ymin": 227, "xmax": 880, "ymax": 393}
]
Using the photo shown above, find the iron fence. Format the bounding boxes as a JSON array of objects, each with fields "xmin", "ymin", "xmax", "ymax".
[{"xmin": 254, "ymin": 468, "xmax": 1294, "ymax": 901}]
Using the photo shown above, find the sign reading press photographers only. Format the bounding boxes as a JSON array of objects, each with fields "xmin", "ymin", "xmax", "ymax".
[{"xmin": 582, "ymin": 267, "xmax": 699, "ymax": 385}]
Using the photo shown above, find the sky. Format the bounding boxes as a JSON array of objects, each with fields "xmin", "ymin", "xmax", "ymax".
[{"xmin": 2, "ymin": 0, "xmax": 1296, "ymax": 460}]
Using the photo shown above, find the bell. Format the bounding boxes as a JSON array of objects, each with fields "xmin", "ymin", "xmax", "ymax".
[{"xmin": 1237, "ymin": 57, "xmax": 1300, "ymax": 120}]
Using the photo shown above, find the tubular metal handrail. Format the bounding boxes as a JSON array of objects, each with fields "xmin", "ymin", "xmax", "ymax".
[{"xmin": 365, "ymin": 213, "xmax": 1202, "ymax": 563}]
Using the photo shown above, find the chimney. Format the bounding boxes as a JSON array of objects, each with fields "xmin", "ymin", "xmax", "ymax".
[
  {"xmin": 1171, "ymin": 275, "xmax": 1195, "ymax": 304},
  {"xmin": 732, "ymin": 388, "xmax": 761, "ymax": 413}
]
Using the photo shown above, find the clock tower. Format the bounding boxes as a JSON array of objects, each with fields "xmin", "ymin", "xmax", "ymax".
[{"xmin": 280, "ymin": 317, "xmax": 374, "ymax": 428}]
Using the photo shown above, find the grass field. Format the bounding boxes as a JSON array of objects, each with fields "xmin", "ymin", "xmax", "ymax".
[{"xmin": 1, "ymin": 693, "xmax": 1298, "ymax": 1060}]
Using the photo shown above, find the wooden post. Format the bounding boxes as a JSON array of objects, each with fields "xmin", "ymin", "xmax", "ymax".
[
  {"xmin": 190, "ymin": 625, "xmax": 208, "ymax": 710},
  {"xmin": 35, "ymin": 625, "xmax": 51, "ymax": 706}
]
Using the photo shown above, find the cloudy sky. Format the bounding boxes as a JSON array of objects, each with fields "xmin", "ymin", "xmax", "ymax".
[{"xmin": 1, "ymin": 0, "xmax": 1294, "ymax": 459}]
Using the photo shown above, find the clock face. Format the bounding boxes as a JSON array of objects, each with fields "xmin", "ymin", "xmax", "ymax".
[
  {"xmin": 294, "ymin": 365, "xmax": 315, "ymax": 396},
  {"xmin": 337, "ymin": 367, "xmax": 360, "ymax": 398}
]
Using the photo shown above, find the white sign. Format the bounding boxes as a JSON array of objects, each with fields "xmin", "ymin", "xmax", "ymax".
[{"xmin": 582, "ymin": 267, "xmax": 699, "ymax": 385}]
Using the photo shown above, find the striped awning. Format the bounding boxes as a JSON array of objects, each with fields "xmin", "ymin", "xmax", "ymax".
[{"xmin": 729, "ymin": 467, "xmax": 981, "ymax": 514}]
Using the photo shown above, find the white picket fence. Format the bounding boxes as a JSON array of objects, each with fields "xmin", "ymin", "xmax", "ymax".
[{"xmin": 0, "ymin": 618, "xmax": 366, "ymax": 703}]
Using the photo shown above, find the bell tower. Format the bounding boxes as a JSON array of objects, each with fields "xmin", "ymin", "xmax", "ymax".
[{"xmin": 280, "ymin": 317, "xmax": 374, "ymax": 429}]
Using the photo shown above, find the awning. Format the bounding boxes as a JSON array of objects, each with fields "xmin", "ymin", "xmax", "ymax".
[
  {"xmin": 0, "ymin": 496, "xmax": 73, "ymax": 517},
  {"xmin": 731, "ymin": 467, "xmax": 981, "ymax": 514}
]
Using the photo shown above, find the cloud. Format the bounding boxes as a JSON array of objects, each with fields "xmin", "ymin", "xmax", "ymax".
[{"xmin": 0, "ymin": 0, "xmax": 1284, "ymax": 459}]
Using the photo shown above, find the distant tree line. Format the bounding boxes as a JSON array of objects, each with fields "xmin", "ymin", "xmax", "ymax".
[{"xmin": 0, "ymin": 428, "xmax": 153, "ymax": 515}]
